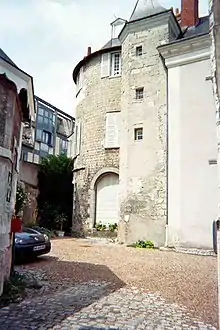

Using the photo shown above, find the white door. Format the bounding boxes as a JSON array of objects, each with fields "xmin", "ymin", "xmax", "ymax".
[{"xmin": 96, "ymin": 173, "xmax": 119, "ymax": 225}]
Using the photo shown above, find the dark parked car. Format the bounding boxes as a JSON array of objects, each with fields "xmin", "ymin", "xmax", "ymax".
[{"xmin": 15, "ymin": 227, "xmax": 51, "ymax": 262}]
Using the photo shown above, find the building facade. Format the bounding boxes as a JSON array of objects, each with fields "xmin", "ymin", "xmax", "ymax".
[
  {"xmin": 22, "ymin": 96, "xmax": 75, "ymax": 165},
  {"xmin": 72, "ymin": 0, "xmax": 218, "ymax": 249},
  {"xmin": 20, "ymin": 96, "xmax": 75, "ymax": 223},
  {"xmin": 0, "ymin": 49, "xmax": 34, "ymax": 295}
]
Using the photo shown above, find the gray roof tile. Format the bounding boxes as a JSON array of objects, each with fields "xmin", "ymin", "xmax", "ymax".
[
  {"xmin": 0, "ymin": 48, "xmax": 17, "ymax": 67},
  {"xmin": 182, "ymin": 16, "xmax": 209, "ymax": 39}
]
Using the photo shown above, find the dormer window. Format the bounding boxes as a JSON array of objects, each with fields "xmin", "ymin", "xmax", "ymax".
[{"xmin": 111, "ymin": 52, "xmax": 121, "ymax": 76}]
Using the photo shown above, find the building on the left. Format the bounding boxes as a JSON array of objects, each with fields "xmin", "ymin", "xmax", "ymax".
[
  {"xmin": 0, "ymin": 48, "xmax": 35, "ymax": 295},
  {"xmin": 0, "ymin": 47, "xmax": 75, "ymax": 295}
]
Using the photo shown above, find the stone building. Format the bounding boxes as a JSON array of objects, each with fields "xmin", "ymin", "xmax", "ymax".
[
  {"xmin": 72, "ymin": 0, "xmax": 218, "ymax": 249},
  {"xmin": 0, "ymin": 52, "xmax": 33, "ymax": 294}
]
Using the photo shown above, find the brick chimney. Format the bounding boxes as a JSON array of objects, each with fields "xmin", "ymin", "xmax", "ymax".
[
  {"xmin": 181, "ymin": 0, "xmax": 199, "ymax": 27},
  {"xmin": 87, "ymin": 47, "xmax": 91, "ymax": 56}
]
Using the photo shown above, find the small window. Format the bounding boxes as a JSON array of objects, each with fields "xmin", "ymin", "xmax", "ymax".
[
  {"xmin": 136, "ymin": 87, "xmax": 144, "ymax": 100},
  {"xmin": 21, "ymin": 151, "xmax": 28, "ymax": 161},
  {"xmin": 111, "ymin": 52, "xmax": 121, "ymax": 76},
  {"xmin": 136, "ymin": 46, "xmax": 143, "ymax": 56},
  {"xmin": 36, "ymin": 128, "xmax": 42, "ymax": 141},
  {"xmin": 134, "ymin": 128, "xmax": 143, "ymax": 141},
  {"xmin": 38, "ymin": 107, "xmax": 44, "ymax": 116},
  {"xmin": 42, "ymin": 131, "xmax": 52, "ymax": 145},
  {"xmin": 60, "ymin": 139, "xmax": 68, "ymax": 155}
]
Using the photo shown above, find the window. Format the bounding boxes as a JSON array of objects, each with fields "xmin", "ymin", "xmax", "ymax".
[
  {"xmin": 111, "ymin": 53, "xmax": 121, "ymax": 76},
  {"xmin": 36, "ymin": 129, "xmax": 42, "ymax": 141},
  {"xmin": 21, "ymin": 151, "xmax": 28, "ymax": 161},
  {"xmin": 135, "ymin": 87, "xmax": 144, "ymax": 100},
  {"xmin": 73, "ymin": 121, "xmax": 82, "ymax": 156},
  {"xmin": 60, "ymin": 139, "xmax": 68, "ymax": 155},
  {"xmin": 105, "ymin": 112, "xmax": 121, "ymax": 148},
  {"xmin": 136, "ymin": 46, "xmax": 143, "ymax": 56},
  {"xmin": 36, "ymin": 128, "xmax": 52, "ymax": 146},
  {"xmin": 36, "ymin": 106, "xmax": 54, "ymax": 131},
  {"xmin": 40, "ymin": 143, "xmax": 49, "ymax": 152},
  {"xmin": 134, "ymin": 128, "xmax": 143, "ymax": 141},
  {"xmin": 42, "ymin": 131, "xmax": 51, "ymax": 144}
]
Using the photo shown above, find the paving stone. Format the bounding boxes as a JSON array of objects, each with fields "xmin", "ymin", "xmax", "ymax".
[{"xmin": 0, "ymin": 281, "xmax": 217, "ymax": 329}]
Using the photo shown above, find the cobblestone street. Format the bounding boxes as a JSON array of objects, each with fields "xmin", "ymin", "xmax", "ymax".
[{"xmin": 0, "ymin": 238, "xmax": 217, "ymax": 329}]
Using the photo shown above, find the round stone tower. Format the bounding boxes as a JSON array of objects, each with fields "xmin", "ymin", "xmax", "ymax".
[{"xmin": 72, "ymin": 24, "xmax": 124, "ymax": 235}]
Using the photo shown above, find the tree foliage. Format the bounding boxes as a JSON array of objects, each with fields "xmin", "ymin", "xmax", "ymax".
[
  {"xmin": 15, "ymin": 184, "xmax": 27, "ymax": 216},
  {"xmin": 37, "ymin": 154, "xmax": 73, "ymax": 232}
]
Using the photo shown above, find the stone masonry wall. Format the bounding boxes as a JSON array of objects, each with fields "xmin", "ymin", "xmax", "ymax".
[
  {"xmin": 118, "ymin": 21, "xmax": 169, "ymax": 247},
  {"xmin": 73, "ymin": 55, "xmax": 121, "ymax": 235}
]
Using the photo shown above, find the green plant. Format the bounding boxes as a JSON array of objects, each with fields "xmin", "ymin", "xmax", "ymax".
[
  {"xmin": 109, "ymin": 223, "xmax": 118, "ymax": 232},
  {"xmin": 37, "ymin": 155, "xmax": 73, "ymax": 233},
  {"xmin": 15, "ymin": 184, "xmax": 27, "ymax": 216},
  {"xmin": 133, "ymin": 240, "xmax": 154, "ymax": 249},
  {"xmin": 54, "ymin": 212, "xmax": 68, "ymax": 232},
  {"xmin": 0, "ymin": 273, "xmax": 25, "ymax": 307},
  {"xmin": 95, "ymin": 223, "xmax": 107, "ymax": 231}
]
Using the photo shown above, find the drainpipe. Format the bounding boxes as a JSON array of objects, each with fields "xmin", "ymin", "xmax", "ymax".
[
  {"xmin": 165, "ymin": 59, "xmax": 169, "ymax": 247},
  {"xmin": 159, "ymin": 53, "xmax": 169, "ymax": 247}
]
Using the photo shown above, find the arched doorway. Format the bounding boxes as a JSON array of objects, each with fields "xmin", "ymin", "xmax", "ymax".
[{"xmin": 95, "ymin": 172, "xmax": 119, "ymax": 225}]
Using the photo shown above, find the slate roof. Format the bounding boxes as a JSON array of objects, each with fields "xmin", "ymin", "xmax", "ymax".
[
  {"xmin": 182, "ymin": 16, "xmax": 209, "ymax": 39},
  {"xmin": 0, "ymin": 48, "xmax": 17, "ymax": 67},
  {"xmin": 129, "ymin": 0, "xmax": 166, "ymax": 21},
  {"xmin": 102, "ymin": 38, "xmax": 121, "ymax": 50}
]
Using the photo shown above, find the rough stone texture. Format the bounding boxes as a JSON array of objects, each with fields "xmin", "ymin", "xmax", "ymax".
[
  {"xmin": 0, "ymin": 282, "xmax": 216, "ymax": 330},
  {"xmin": 73, "ymin": 55, "xmax": 121, "ymax": 234},
  {"xmin": 0, "ymin": 75, "xmax": 23, "ymax": 296},
  {"xmin": 118, "ymin": 20, "xmax": 168, "ymax": 246},
  {"xmin": 0, "ymin": 237, "xmax": 217, "ymax": 329}
]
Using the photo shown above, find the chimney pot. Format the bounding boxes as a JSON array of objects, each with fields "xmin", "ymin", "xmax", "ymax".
[
  {"xmin": 87, "ymin": 46, "xmax": 91, "ymax": 56},
  {"xmin": 181, "ymin": 0, "xmax": 199, "ymax": 27}
]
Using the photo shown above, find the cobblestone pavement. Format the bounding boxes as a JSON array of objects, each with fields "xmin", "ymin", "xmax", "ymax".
[{"xmin": 0, "ymin": 281, "xmax": 216, "ymax": 330}]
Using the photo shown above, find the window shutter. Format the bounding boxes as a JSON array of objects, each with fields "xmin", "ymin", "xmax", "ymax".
[
  {"xmin": 101, "ymin": 53, "xmax": 110, "ymax": 78},
  {"xmin": 76, "ymin": 121, "xmax": 81, "ymax": 155},
  {"xmin": 73, "ymin": 123, "xmax": 77, "ymax": 156},
  {"xmin": 105, "ymin": 112, "xmax": 120, "ymax": 148}
]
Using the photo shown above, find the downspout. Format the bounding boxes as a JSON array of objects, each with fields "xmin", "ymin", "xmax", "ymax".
[{"xmin": 159, "ymin": 53, "xmax": 169, "ymax": 247}]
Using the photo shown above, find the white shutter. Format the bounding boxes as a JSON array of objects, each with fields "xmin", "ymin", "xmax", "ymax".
[
  {"xmin": 76, "ymin": 121, "xmax": 81, "ymax": 155},
  {"xmin": 101, "ymin": 53, "xmax": 110, "ymax": 78},
  {"xmin": 105, "ymin": 112, "xmax": 120, "ymax": 148},
  {"xmin": 73, "ymin": 123, "xmax": 78, "ymax": 156}
]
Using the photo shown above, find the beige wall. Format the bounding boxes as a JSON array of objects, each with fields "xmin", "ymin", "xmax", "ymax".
[
  {"xmin": 118, "ymin": 21, "xmax": 169, "ymax": 247},
  {"xmin": 167, "ymin": 53, "xmax": 218, "ymax": 248}
]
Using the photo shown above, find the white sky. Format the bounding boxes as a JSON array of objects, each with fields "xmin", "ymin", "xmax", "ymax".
[{"xmin": 0, "ymin": 0, "xmax": 208, "ymax": 117}]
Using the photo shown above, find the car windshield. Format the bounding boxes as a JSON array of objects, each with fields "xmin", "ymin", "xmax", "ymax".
[{"xmin": 22, "ymin": 228, "xmax": 39, "ymax": 234}]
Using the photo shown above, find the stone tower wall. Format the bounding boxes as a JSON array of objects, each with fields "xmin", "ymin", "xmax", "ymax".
[{"xmin": 73, "ymin": 55, "xmax": 121, "ymax": 235}]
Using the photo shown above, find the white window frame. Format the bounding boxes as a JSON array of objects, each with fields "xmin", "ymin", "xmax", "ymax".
[
  {"xmin": 134, "ymin": 127, "xmax": 143, "ymax": 141},
  {"xmin": 110, "ymin": 52, "xmax": 121, "ymax": 77}
]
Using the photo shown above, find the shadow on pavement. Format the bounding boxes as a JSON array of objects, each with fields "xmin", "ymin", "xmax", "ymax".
[{"xmin": 0, "ymin": 258, "xmax": 125, "ymax": 330}]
